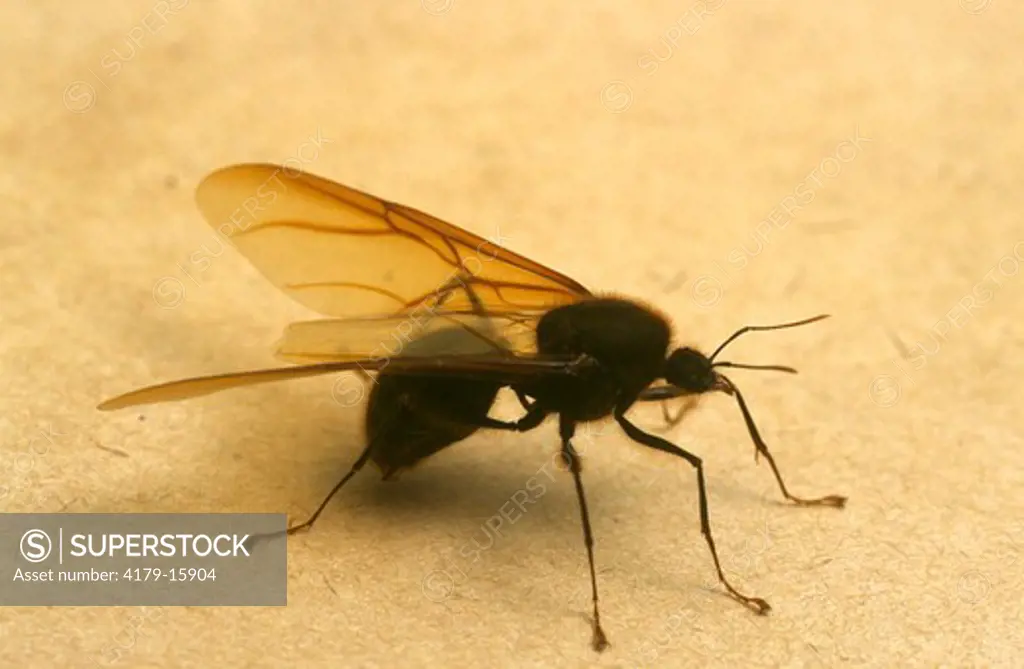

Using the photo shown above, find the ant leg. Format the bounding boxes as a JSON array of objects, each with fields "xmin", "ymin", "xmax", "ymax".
[
  {"xmin": 456, "ymin": 398, "xmax": 548, "ymax": 433},
  {"xmin": 614, "ymin": 407, "xmax": 771, "ymax": 615},
  {"xmin": 245, "ymin": 441, "xmax": 374, "ymax": 548},
  {"xmin": 725, "ymin": 385, "xmax": 846, "ymax": 508},
  {"xmin": 559, "ymin": 417, "xmax": 610, "ymax": 652},
  {"xmin": 636, "ymin": 385, "xmax": 700, "ymax": 432}
]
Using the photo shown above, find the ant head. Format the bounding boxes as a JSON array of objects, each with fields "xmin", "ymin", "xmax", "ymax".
[
  {"xmin": 664, "ymin": 347, "xmax": 723, "ymax": 394},
  {"xmin": 661, "ymin": 314, "xmax": 830, "ymax": 395}
]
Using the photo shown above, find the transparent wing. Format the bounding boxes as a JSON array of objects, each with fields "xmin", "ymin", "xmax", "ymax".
[
  {"xmin": 194, "ymin": 163, "xmax": 591, "ymax": 319},
  {"xmin": 99, "ymin": 164, "xmax": 598, "ymax": 412},
  {"xmin": 272, "ymin": 310, "xmax": 543, "ymax": 364},
  {"xmin": 98, "ymin": 352, "xmax": 581, "ymax": 411}
]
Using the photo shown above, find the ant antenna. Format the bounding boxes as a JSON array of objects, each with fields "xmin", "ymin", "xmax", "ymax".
[
  {"xmin": 711, "ymin": 362, "xmax": 798, "ymax": 374},
  {"xmin": 708, "ymin": 314, "xmax": 830, "ymax": 363}
]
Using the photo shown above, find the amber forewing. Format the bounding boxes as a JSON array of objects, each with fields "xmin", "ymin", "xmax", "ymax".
[{"xmin": 193, "ymin": 163, "xmax": 590, "ymax": 320}]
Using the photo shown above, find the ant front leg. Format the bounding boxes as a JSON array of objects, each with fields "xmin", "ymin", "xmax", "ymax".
[
  {"xmin": 723, "ymin": 383, "xmax": 847, "ymax": 508},
  {"xmin": 658, "ymin": 396, "xmax": 700, "ymax": 431},
  {"xmin": 636, "ymin": 385, "xmax": 700, "ymax": 432}
]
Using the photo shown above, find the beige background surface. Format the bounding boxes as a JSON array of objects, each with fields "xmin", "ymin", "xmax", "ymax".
[{"xmin": 2, "ymin": 1, "xmax": 1022, "ymax": 667}]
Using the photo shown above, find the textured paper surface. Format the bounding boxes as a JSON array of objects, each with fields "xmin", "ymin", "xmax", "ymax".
[{"xmin": 1, "ymin": 2, "xmax": 1022, "ymax": 667}]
